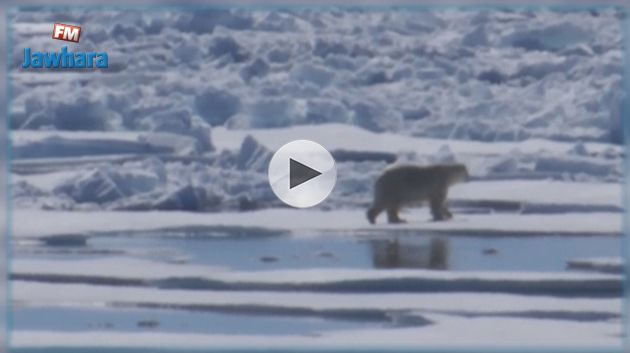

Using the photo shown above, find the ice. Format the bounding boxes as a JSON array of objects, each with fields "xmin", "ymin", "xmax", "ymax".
[
  {"xmin": 255, "ymin": 12, "xmax": 303, "ymax": 33},
  {"xmin": 267, "ymin": 47, "xmax": 292, "ymax": 63},
  {"xmin": 210, "ymin": 123, "xmax": 623, "ymax": 157},
  {"xmin": 48, "ymin": 95, "xmax": 113, "ymax": 131},
  {"xmin": 134, "ymin": 110, "xmax": 214, "ymax": 153},
  {"xmin": 504, "ymin": 22, "xmax": 592, "ymax": 52},
  {"xmin": 13, "ymin": 132, "xmax": 196, "ymax": 159},
  {"xmin": 11, "ymin": 317, "xmax": 622, "ymax": 348},
  {"xmin": 111, "ymin": 23, "xmax": 142, "ymax": 42},
  {"xmin": 207, "ymin": 35, "xmax": 250, "ymax": 62},
  {"xmin": 12, "ymin": 257, "xmax": 621, "ymax": 296},
  {"xmin": 11, "ymin": 281, "xmax": 621, "ymax": 342},
  {"xmin": 11, "ymin": 209, "xmax": 622, "ymax": 240},
  {"xmin": 8, "ymin": 9, "xmax": 625, "ymax": 348},
  {"xmin": 53, "ymin": 163, "xmax": 163, "ymax": 205},
  {"xmin": 10, "ymin": 10, "xmax": 623, "ymax": 144},
  {"xmin": 11, "ymin": 126, "xmax": 623, "ymax": 210},
  {"xmin": 291, "ymin": 62, "xmax": 336, "ymax": 88},
  {"xmin": 452, "ymin": 180, "xmax": 621, "ymax": 209},
  {"xmin": 350, "ymin": 98, "xmax": 402, "ymax": 132},
  {"xmin": 235, "ymin": 135, "xmax": 273, "ymax": 173},
  {"xmin": 305, "ymin": 98, "xmax": 350, "ymax": 124},
  {"xmin": 194, "ymin": 87, "xmax": 242, "ymax": 127},
  {"xmin": 534, "ymin": 155, "xmax": 620, "ymax": 179},
  {"xmin": 240, "ymin": 57, "xmax": 270, "ymax": 82},
  {"xmin": 151, "ymin": 184, "xmax": 223, "ymax": 212},
  {"xmin": 567, "ymin": 257, "xmax": 624, "ymax": 274},
  {"xmin": 248, "ymin": 97, "xmax": 303, "ymax": 128},
  {"xmin": 174, "ymin": 10, "xmax": 254, "ymax": 34},
  {"xmin": 11, "ymin": 122, "xmax": 623, "ymax": 212}
]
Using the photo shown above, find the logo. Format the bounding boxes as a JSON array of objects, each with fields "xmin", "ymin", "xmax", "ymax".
[
  {"xmin": 22, "ymin": 47, "xmax": 108, "ymax": 69},
  {"xmin": 52, "ymin": 23, "xmax": 81, "ymax": 43},
  {"xmin": 21, "ymin": 23, "xmax": 108, "ymax": 70}
]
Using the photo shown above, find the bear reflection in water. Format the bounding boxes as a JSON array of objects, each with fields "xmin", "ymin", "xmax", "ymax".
[{"xmin": 370, "ymin": 237, "xmax": 449, "ymax": 270}]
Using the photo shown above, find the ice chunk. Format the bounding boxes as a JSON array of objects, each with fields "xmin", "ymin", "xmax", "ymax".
[
  {"xmin": 12, "ymin": 180, "xmax": 48, "ymax": 201},
  {"xmin": 54, "ymin": 164, "xmax": 162, "ymax": 204},
  {"xmin": 137, "ymin": 108, "xmax": 214, "ymax": 153},
  {"xmin": 267, "ymin": 48, "xmax": 292, "ymax": 63},
  {"xmin": 174, "ymin": 42, "xmax": 203, "ymax": 66},
  {"xmin": 355, "ymin": 65, "xmax": 390, "ymax": 86},
  {"xmin": 111, "ymin": 23, "xmax": 141, "ymax": 42},
  {"xmin": 240, "ymin": 58, "xmax": 270, "ymax": 82},
  {"xmin": 255, "ymin": 12, "xmax": 300, "ymax": 32},
  {"xmin": 305, "ymin": 98, "xmax": 349, "ymax": 124},
  {"xmin": 350, "ymin": 100, "xmax": 401, "ymax": 132},
  {"xmin": 291, "ymin": 63, "xmax": 335, "ymax": 87},
  {"xmin": 52, "ymin": 96, "xmax": 113, "ymax": 131},
  {"xmin": 176, "ymin": 10, "xmax": 253, "ymax": 34},
  {"xmin": 534, "ymin": 155, "xmax": 618, "ymax": 178},
  {"xmin": 313, "ymin": 38, "xmax": 350, "ymax": 58},
  {"xmin": 477, "ymin": 69, "xmax": 506, "ymax": 84},
  {"xmin": 432, "ymin": 145, "xmax": 456, "ymax": 164},
  {"xmin": 195, "ymin": 87, "xmax": 242, "ymax": 127},
  {"xmin": 236, "ymin": 135, "xmax": 272, "ymax": 173},
  {"xmin": 248, "ymin": 97, "xmax": 302, "ymax": 128},
  {"xmin": 207, "ymin": 36, "xmax": 250, "ymax": 62},
  {"xmin": 462, "ymin": 25, "xmax": 488, "ymax": 47},
  {"xmin": 402, "ymin": 108, "xmax": 431, "ymax": 121},
  {"xmin": 152, "ymin": 184, "xmax": 223, "ymax": 211},
  {"xmin": 505, "ymin": 23, "xmax": 591, "ymax": 52}
]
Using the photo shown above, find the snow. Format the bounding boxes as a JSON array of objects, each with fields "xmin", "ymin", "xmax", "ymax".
[
  {"xmin": 211, "ymin": 123, "xmax": 624, "ymax": 156},
  {"xmin": 194, "ymin": 86, "xmax": 241, "ymax": 127},
  {"xmin": 12, "ymin": 257, "xmax": 621, "ymax": 284},
  {"xmin": 14, "ymin": 282, "xmax": 620, "ymax": 315},
  {"xmin": 11, "ymin": 316, "xmax": 622, "ymax": 348},
  {"xmin": 452, "ymin": 180, "xmax": 622, "ymax": 208},
  {"xmin": 12, "ymin": 130, "xmax": 201, "ymax": 159},
  {"xmin": 11, "ymin": 257, "xmax": 622, "ymax": 297},
  {"xmin": 11, "ymin": 209, "xmax": 622, "ymax": 239},
  {"xmin": 8, "ymin": 7, "xmax": 626, "ymax": 350},
  {"xmin": 10, "ymin": 124, "xmax": 623, "ymax": 212},
  {"xmin": 10, "ymin": 9, "xmax": 624, "ymax": 143}
]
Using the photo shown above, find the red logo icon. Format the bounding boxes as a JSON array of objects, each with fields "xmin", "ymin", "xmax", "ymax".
[{"xmin": 52, "ymin": 23, "xmax": 81, "ymax": 43}]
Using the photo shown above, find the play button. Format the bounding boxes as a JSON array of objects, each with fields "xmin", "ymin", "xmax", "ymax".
[
  {"xmin": 268, "ymin": 140, "xmax": 337, "ymax": 208},
  {"xmin": 289, "ymin": 158, "xmax": 322, "ymax": 189}
]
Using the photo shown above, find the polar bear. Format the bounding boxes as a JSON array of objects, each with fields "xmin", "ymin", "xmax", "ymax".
[{"xmin": 367, "ymin": 163, "xmax": 468, "ymax": 224}]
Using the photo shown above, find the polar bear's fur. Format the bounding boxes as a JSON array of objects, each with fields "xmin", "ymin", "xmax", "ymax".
[{"xmin": 367, "ymin": 164, "xmax": 468, "ymax": 224}]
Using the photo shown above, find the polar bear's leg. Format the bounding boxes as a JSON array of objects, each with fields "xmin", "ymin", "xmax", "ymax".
[
  {"xmin": 367, "ymin": 205, "xmax": 383, "ymax": 224},
  {"xmin": 430, "ymin": 190, "xmax": 449, "ymax": 221},
  {"xmin": 441, "ymin": 204, "xmax": 453, "ymax": 220},
  {"xmin": 387, "ymin": 205, "xmax": 405, "ymax": 224}
]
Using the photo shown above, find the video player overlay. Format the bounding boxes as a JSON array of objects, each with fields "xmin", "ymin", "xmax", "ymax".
[{"xmin": 7, "ymin": 6, "xmax": 626, "ymax": 351}]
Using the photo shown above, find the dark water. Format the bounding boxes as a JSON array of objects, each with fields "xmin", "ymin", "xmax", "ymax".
[
  {"xmin": 11, "ymin": 230, "xmax": 621, "ymax": 345},
  {"xmin": 16, "ymin": 232, "xmax": 621, "ymax": 272},
  {"xmin": 13, "ymin": 306, "xmax": 376, "ymax": 336}
]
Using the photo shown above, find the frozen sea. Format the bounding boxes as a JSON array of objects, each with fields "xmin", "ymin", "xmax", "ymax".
[{"xmin": 8, "ymin": 5, "xmax": 627, "ymax": 351}]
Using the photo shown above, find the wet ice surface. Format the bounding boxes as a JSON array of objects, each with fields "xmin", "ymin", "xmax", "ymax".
[
  {"xmin": 10, "ymin": 228, "xmax": 623, "ymax": 341},
  {"xmin": 15, "ymin": 231, "xmax": 621, "ymax": 273},
  {"xmin": 10, "ymin": 227, "xmax": 625, "ymax": 350},
  {"xmin": 13, "ymin": 306, "xmax": 378, "ymax": 336}
]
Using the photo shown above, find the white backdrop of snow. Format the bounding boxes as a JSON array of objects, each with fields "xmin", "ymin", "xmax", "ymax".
[
  {"xmin": 10, "ymin": 9, "xmax": 624, "ymax": 142},
  {"xmin": 10, "ymin": 9, "xmax": 625, "ymax": 211}
]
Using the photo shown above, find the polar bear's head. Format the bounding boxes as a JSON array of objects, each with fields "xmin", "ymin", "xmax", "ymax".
[{"xmin": 447, "ymin": 163, "xmax": 469, "ymax": 185}]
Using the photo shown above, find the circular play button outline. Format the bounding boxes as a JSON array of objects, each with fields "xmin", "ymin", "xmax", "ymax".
[{"xmin": 268, "ymin": 140, "xmax": 337, "ymax": 208}]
